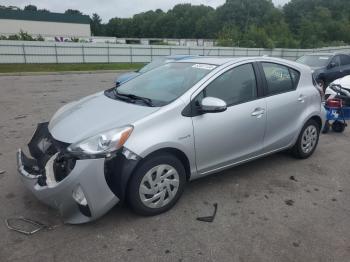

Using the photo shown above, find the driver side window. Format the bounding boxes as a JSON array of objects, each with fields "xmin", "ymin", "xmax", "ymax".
[
  {"xmin": 197, "ymin": 63, "xmax": 258, "ymax": 107},
  {"xmin": 330, "ymin": 56, "xmax": 341, "ymax": 67}
]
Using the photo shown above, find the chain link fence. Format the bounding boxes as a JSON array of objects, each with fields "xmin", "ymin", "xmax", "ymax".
[{"xmin": 1, "ymin": 40, "xmax": 350, "ymax": 64}]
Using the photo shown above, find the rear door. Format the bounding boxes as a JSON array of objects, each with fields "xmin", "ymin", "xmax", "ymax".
[
  {"xmin": 258, "ymin": 62, "xmax": 304, "ymax": 153},
  {"xmin": 191, "ymin": 63, "xmax": 266, "ymax": 175},
  {"xmin": 339, "ymin": 55, "xmax": 350, "ymax": 77}
]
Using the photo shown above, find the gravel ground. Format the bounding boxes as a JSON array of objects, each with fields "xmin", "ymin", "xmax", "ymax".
[{"xmin": 0, "ymin": 72, "xmax": 349, "ymax": 262}]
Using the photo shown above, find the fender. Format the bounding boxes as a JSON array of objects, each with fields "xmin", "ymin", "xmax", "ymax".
[{"xmin": 289, "ymin": 109, "xmax": 325, "ymax": 148}]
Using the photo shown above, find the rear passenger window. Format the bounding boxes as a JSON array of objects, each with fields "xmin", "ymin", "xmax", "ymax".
[
  {"xmin": 289, "ymin": 68, "xmax": 300, "ymax": 89},
  {"xmin": 340, "ymin": 55, "xmax": 350, "ymax": 66},
  {"xmin": 262, "ymin": 63, "xmax": 295, "ymax": 95}
]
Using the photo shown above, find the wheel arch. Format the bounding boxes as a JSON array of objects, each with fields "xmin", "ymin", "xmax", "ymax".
[
  {"xmin": 309, "ymin": 115, "xmax": 323, "ymax": 130},
  {"xmin": 290, "ymin": 113, "xmax": 324, "ymax": 149},
  {"xmin": 137, "ymin": 147, "xmax": 192, "ymax": 182}
]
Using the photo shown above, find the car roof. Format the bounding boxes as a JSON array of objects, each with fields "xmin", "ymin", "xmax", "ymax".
[
  {"xmin": 175, "ymin": 56, "xmax": 241, "ymax": 65},
  {"xmin": 301, "ymin": 52, "xmax": 349, "ymax": 57},
  {"xmin": 175, "ymin": 56, "xmax": 309, "ymax": 69},
  {"xmin": 166, "ymin": 55, "xmax": 198, "ymax": 60}
]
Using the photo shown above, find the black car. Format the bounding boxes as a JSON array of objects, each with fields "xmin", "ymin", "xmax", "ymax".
[{"xmin": 296, "ymin": 53, "xmax": 350, "ymax": 89}]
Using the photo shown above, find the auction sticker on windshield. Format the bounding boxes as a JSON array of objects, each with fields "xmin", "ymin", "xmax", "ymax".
[{"xmin": 192, "ymin": 64, "xmax": 217, "ymax": 70}]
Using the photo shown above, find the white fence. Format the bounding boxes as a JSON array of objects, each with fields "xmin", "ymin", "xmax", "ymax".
[{"xmin": 1, "ymin": 40, "xmax": 350, "ymax": 64}]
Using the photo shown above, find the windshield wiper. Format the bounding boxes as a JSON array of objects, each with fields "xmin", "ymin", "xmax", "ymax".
[{"xmin": 114, "ymin": 90, "xmax": 155, "ymax": 107}]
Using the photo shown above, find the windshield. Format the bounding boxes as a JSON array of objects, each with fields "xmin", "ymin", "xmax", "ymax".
[
  {"xmin": 296, "ymin": 55, "xmax": 331, "ymax": 67},
  {"xmin": 115, "ymin": 62, "xmax": 216, "ymax": 106},
  {"xmin": 138, "ymin": 58, "xmax": 170, "ymax": 73}
]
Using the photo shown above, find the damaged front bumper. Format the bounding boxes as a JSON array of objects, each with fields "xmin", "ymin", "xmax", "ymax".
[{"xmin": 16, "ymin": 123, "xmax": 120, "ymax": 224}]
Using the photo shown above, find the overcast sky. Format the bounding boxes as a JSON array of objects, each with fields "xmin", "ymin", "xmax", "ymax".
[{"xmin": 3, "ymin": 0, "xmax": 291, "ymax": 22}]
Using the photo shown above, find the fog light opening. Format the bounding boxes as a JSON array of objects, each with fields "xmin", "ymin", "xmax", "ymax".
[{"xmin": 72, "ymin": 185, "xmax": 88, "ymax": 206}]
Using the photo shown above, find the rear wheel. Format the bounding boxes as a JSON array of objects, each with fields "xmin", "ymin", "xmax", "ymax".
[
  {"xmin": 332, "ymin": 121, "xmax": 346, "ymax": 133},
  {"xmin": 127, "ymin": 153, "xmax": 186, "ymax": 216},
  {"xmin": 292, "ymin": 119, "xmax": 320, "ymax": 159}
]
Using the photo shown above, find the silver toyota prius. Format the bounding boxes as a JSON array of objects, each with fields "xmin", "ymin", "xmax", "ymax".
[{"xmin": 17, "ymin": 57, "xmax": 326, "ymax": 224}]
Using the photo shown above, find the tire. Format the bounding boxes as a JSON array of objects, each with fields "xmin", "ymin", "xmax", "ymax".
[
  {"xmin": 127, "ymin": 153, "xmax": 186, "ymax": 216},
  {"xmin": 292, "ymin": 119, "xmax": 320, "ymax": 159},
  {"xmin": 322, "ymin": 121, "xmax": 330, "ymax": 134},
  {"xmin": 332, "ymin": 121, "xmax": 346, "ymax": 133}
]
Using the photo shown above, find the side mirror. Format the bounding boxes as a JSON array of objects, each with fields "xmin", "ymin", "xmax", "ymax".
[
  {"xmin": 328, "ymin": 62, "xmax": 336, "ymax": 69},
  {"xmin": 200, "ymin": 97, "xmax": 227, "ymax": 113}
]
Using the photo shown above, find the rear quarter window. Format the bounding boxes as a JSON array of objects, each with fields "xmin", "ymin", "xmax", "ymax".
[
  {"xmin": 340, "ymin": 55, "xmax": 350, "ymax": 66},
  {"xmin": 261, "ymin": 62, "xmax": 300, "ymax": 95},
  {"xmin": 289, "ymin": 68, "xmax": 301, "ymax": 89}
]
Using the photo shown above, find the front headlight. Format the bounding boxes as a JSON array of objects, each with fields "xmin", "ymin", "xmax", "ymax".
[{"xmin": 67, "ymin": 125, "xmax": 133, "ymax": 157}]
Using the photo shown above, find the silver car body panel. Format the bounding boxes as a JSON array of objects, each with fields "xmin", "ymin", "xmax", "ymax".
[
  {"xmin": 49, "ymin": 92, "xmax": 159, "ymax": 143},
  {"xmin": 17, "ymin": 149, "xmax": 118, "ymax": 224},
  {"xmin": 17, "ymin": 56, "xmax": 326, "ymax": 223}
]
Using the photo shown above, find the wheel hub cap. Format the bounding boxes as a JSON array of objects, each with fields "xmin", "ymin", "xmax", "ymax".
[
  {"xmin": 301, "ymin": 125, "xmax": 318, "ymax": 154},
  {"xmin": 139, "ymin": 164, "xmax": 179, "ymax": 208}
]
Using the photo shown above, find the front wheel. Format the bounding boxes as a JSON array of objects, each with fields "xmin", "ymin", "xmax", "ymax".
[
  {"xmin": 292, "ymin": 119, "xmax": 320, "ymax": 159},
  {"xmin": 127, "ymin": 153, "xmax": 186, "ymax": 216}
]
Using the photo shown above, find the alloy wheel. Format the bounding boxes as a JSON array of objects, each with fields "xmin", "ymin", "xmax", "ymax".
[{"xmin": 301, "ymin": 125, "xmax": 318, "ymax": 154}]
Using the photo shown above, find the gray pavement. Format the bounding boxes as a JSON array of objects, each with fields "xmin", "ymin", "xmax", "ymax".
[{"xmin": 0, "ymin": 72, "xmax": 349, "ymax": 262}]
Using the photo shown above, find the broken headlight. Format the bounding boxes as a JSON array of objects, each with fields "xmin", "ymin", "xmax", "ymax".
[{"xmin": 67, "ymin": 125, "xmax": 133, "ymax": 158}]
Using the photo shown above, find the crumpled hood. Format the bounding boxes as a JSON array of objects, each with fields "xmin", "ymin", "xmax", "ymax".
[{"xmin": 48, "ymin": 92, "xmax": 158, "ymax": 143}]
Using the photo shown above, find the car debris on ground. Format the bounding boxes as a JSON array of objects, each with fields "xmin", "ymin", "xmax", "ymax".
[
  {"xmin": 5, "ymin": 217, "xmax": 58, "ymax": 235},
  {"xmin": 196, "ymin": 203, "xmax": 218, "ymax": 223}
]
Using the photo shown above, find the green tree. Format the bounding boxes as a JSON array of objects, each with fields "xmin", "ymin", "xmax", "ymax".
[
  {"xmin": 24, "ymin": 5, "xmax": 37, "ymax": 11},
  {"xmin": 217, "ymin": 25, "xmax": 241, "ymax": 46},
  {"xmin": 90, "ymin": 13, "xmax": 103, "ymax": 36},
  {"xmin": 6, "ymin": 0, "xmax": 350, "ymax": 49},
  {"xmin": 64, "ymin": 9, "xmax": 83, "ymax": 15}
]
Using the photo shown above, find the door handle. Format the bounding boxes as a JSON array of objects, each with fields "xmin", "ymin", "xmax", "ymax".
[
  {"xmin": 298, "ymin": 94, "xmax": 306, "ymax": 103},
  {"xmin": 251, "ymin": 108, "xmax": 265, "ymax": 118}
]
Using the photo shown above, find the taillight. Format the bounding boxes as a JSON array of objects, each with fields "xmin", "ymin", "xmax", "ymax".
[{"xmin": 326, "ymin": 98, "xmax": 342, "ymax": 108}]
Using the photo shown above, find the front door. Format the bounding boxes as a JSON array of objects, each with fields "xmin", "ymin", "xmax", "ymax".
[
  {"xmin": 192, "ymin": 63, "xmax": 266, "ymax": 175},
  {"xmin": 327, "ymin": 55, "xmax": 341, "ymax": 83},
  {"xmin": 339, "ymin": 54, "xmax": 350, "ymax": 78}
]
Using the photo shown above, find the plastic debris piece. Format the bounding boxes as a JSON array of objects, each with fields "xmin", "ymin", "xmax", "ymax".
[
  {"xmin": 196, "ymin": 203, "xmax": 218, "ymax": 223},
  {"xmin": 5, "ymin": 217, "xmax": 57, "ymax": 235}
]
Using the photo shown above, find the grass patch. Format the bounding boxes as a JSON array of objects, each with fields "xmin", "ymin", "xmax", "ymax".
[{"xmin": 0, "ymin": 63, "xmax": 145, "ymax": 73}]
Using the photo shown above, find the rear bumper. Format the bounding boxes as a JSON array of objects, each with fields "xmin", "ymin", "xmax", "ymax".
[{"xmin": 16, "ymin": 123, "xmax": 120, "ymax": 224}]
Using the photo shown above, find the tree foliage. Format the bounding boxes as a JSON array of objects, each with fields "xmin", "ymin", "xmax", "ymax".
[
  {"xmin": 101, "ymin": 0, "xmax": 350, "ymax": 48},
  {"xmin": 24, "ymin": 5, "xmax": 37, "ymax": 11},
  {"xmin": 3, "ymin": 0, "xmax": 350, "ymax": 48},
  {"xmin": 90, "ymin": 13, "xmax": 104, "ymax": 36},
  {"xmin": 64, "ymin": 9, "xmax": 83, "ymax": 16}
]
